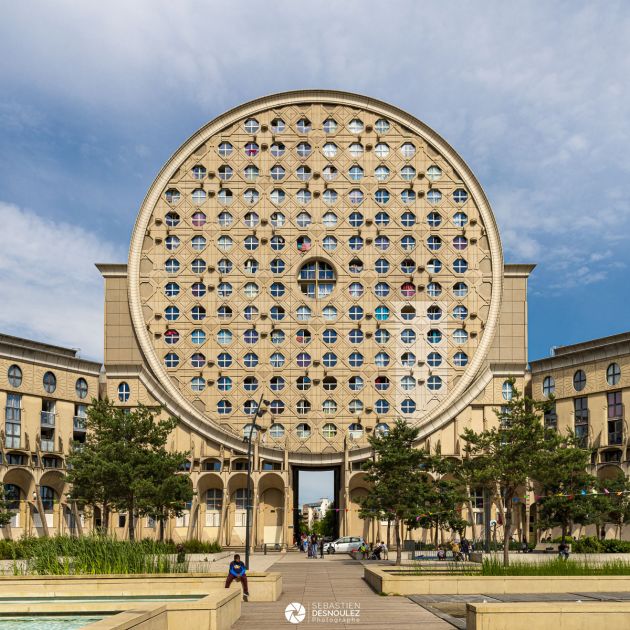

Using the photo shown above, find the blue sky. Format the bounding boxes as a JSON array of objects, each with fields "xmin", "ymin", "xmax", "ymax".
[{"xmin": 1, "ymin": 0, "xmax": 630, "ymax": 372}]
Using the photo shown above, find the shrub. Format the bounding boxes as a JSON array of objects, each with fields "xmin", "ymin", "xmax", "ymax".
[
  {"xmin": 182, "ymin": 539, "xmax": 222, "ymax": 554},
  {"xmin": 572, "ymin": 537, "xmax": 603, "ymax": 553}
]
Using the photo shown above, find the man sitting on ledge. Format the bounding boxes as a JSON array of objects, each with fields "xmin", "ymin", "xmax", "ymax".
[{"xmin": 225, "ymin": 554, "xmax": 250, "ymax": 600}]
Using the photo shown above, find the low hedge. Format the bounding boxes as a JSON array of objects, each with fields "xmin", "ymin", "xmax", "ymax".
[{"xmin": 549, "ymin": 536, "xmax": 630, "ymax": 553}]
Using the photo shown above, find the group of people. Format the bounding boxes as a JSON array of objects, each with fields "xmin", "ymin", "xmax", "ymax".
[
  {"xmin": 436, "ymin": 538, "xmax": 472, "ymax": 561},
  {"xmin": 357, "ymin": 541, "xmax": 388, "ymax": 560},
  {"xmin": 299, "ymin": 533, "xmax": 323, "ymax": 558}
]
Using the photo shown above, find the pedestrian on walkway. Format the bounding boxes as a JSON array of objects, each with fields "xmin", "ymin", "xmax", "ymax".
[
  {"xmin": 380, "ymin": 541, "xmax": 388, "ymax": 560},
  {"xmin": 461, "ymin": 538, "xmax": 470, "ymax": 561},
  {"xmin": 225, "ymin": 554, "xmax": 249, "ymax": 600}
]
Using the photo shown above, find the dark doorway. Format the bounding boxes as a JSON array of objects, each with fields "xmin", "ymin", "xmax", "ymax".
[{"xmin": 292, "ymin": 466, "xmax": 341, "ymax": 544}]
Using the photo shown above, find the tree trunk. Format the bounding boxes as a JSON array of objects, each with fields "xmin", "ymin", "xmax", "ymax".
[
  {"xmin": 503, "ymin": 498, "xmax": 512, "ymax": 567},
  {"xmin": 159, "ymin": 514, "xmax": 165, "ymax": 542},
  {"xmin": 561, "ymin": 523, "xmax": 568, "ymax": 544},
  {"xmin": 394, "ymin": 517, "xmax": 402, "ymax": 566},
  {"xmin": 387, "ymin": 519, "xmax": 391, "ymax": 549},
  {"xmin": 128, "ymin": 498, "xmax": 135, "ymax": 542},
  {"xmin": 102, "ymin": 500, "xmax": 109, "ymax": 533}
]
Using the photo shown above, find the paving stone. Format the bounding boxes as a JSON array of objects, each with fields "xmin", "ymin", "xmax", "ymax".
[{"xmin": 232, "ymin": 555, "xmax": 451, "ymax": 629}]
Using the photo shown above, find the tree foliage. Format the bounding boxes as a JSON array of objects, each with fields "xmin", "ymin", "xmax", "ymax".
[
  {"xmin": 66, "ymin": 399, "xmax": 192, "ymax": 540},
  {"xmin": 360, "ymin": 419, "xmax": 439, "ymax": 565},
  {"xmin": 461, "ymin": 380, "xmax": 559, "ymax": 566},
  {"xmin": 534, "ymin": 430, "xmax": 595, "ymax": 543},
  {"xmin": 0, "ymin": 485, "xmax": 16, "ymax": 528}
]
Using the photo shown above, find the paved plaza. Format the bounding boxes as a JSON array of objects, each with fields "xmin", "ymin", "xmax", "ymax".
[{"xmin": 231, "ymin": 553, "xmax": 451, "ymax": 629}]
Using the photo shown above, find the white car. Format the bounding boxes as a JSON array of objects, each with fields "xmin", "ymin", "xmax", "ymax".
[{"xmin": 326, "ymin": 536, "xmax": 364, "ymax": 554}]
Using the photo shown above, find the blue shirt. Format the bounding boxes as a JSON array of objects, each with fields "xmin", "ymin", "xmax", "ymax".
[{"xmin": 229, "ymin": 561, "xmax": 246, "ymax": 577}]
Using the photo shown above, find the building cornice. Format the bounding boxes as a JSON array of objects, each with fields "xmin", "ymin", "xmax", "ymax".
[
  {"xmin": 530, "ymin": 338, "xmax": 630, "ymax": 373},
  {"xmin": 0, "ymin": 343, "xmax": 102, "ymax": 376},
  {"xmin": 96, "ymin": 263, "xmax": 128, "ymax": 278},
  {"xmin": 504, "ymin": 263, "xmax": 536, "ymax": 278}
]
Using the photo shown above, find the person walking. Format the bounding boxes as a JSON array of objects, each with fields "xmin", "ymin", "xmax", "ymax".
[
  {"xmin": 451, "ymin": 540, "xmax": 462, "ymax": 561},
  {"xmin": 558, "ymin": 541, "xmax": 570, "ymax": 560},
  {"xmin": 461, "ymin": 538, "xmax": 470, "ymax": 562},
  {"xmin": 225, "ymin": 554, "xmax": 249, "ymax": 600},
  {"xmin": 311, "ymin": 534, "xmax": 319, "ymax": 559},
  {"xmin": 380, "ymin": 541, "xmax": 388, "ymax": 560}
]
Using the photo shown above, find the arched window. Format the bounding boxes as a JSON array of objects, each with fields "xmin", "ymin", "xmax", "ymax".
[
  {"xmin": 542, "ymin": 376, "xmax": 555, "ymax": 397},
  {"xmin": 43, "ymin": 371, "xmax": 56, "ymax": 394},
  {"xmin": 8, "ymin": 365, "xmax": 22, "ymax": 387},
  {"xmin": 118, "ymin": 382, "xmax": 130, "ymax": 403},
  {"xmin": 573, "ymin": 369, "xmax": 586, "ymax": 392},
  {"xmin": 502, "ymin": 380, "xmax": 514, "ymax": 401},
  {"xmin": 607, "ymin": 363, "xmax": 621, "ymax": 386}
]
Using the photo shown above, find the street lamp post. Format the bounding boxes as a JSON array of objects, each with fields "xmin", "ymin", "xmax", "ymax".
[{"xmin": 244, "ymin": 394, "xmax": 269, "ymax": 570}]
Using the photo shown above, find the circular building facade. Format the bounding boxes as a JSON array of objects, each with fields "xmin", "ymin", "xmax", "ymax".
[{"xmin": 127, "ymin": 90, "xmax": 503, "ymax": 464}]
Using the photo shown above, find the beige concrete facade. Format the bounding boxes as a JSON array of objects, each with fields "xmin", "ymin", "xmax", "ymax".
[
  {"xmin": 95, "ymin": 91, "xmax": 534, "ymax": 546},
  {"xmin": 1, "ymin": 91, "xmax": 538, "ymax": 545},
  {"xmin": 0, "ymin": 334, "xmax": 101, "ymax": 538},
  {"xmin": 530, "ymin": 332, "xmax": 630, "ymax": 539}
]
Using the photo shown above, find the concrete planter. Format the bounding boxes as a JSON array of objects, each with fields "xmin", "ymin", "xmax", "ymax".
[
  {"xmin": 0, "ymin": 571, "xmax": 282, "ymax": 602},
  {"xmin": 467, "ymin": 602, "xmax": 630, "ymax": 630},
  {"xmin": 364, "ymin": 566, "xmax": 630, "ymax": 596}
]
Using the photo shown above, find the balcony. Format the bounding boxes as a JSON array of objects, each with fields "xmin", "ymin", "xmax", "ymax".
[
  {"xmin": 40, "ymin": 411, "xmax": 56, "ymax": 427},
  {"xmin": 73, "ymin": 416, "xmax": 87, "ymax": 432}
]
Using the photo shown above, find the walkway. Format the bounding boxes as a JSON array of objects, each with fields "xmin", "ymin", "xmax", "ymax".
[{"xmin": 232, "ymin": 553, "xmax": 450, "ymax": 629}]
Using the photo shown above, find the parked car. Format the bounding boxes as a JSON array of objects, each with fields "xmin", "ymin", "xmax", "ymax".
[{"xmin": 326, "ymin": 536, "xmax": 364, "ymax": 554}]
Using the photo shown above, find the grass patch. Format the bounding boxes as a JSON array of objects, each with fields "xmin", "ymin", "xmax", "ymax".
[
  {"xmin": 481, "ymin": 557, "xmax": 630, "ymax": 576},
  {"xmin": 402, "ymin": 557, "xmax": 630, "ymax": 576}
]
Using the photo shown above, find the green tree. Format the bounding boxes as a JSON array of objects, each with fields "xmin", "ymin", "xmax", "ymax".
[
  {"xmin": 135, "ymin": 456, "xmax": 194, "ymax": 541},
  {"xmin": 534, "ymin": 434, "xmax": 595, "ymax": 544},
  {"xmin": 408, "ymin": 456, "xmax": 468, "ymax": 546},
  {"xmin": 312, "ymin": 507, "xmax": 335, "ymax": 538},
  {"xmin": 461, "ymin": 381, "xmax": 557, "ymax": 566},
  {"xmin": 360, "ymin": 419, "xmax": 436, "ymax": 565},
  {"xmin": 66, "ymin": 399, "xmax": 192, "ymax": 541},
  {"xmin": 597, "ymin": 472, "xmax": 630, "ymax": 539},
  {"xmin": 0, "ymin": 484, "xmax": 16, "ymax": 527}
]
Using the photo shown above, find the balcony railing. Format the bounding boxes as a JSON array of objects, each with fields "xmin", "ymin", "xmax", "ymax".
[
  {"xmin": 40, "ymin": 411, "xmax": 56, "ymax": 427},
  {"xmin": 73, "ymin": 416, "xmax": 87, "ymax": 432}
]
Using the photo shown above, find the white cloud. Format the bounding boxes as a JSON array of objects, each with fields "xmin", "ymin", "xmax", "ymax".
[
  {"xmin": 1, "ymin": 1, "xmax": 630, "ymax": 294},
  {"xmin": 0, "ymin": 202, "xmax": 124, "ymax": 360}
]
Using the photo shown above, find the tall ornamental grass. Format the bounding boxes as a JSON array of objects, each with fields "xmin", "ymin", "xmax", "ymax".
[
  {"xmin": 1, "ymin": 535, "xmax": 191, "ymax": 575},
  {"xmin": 406, "ymin": 557, "xmax": 630, "ymax": 576},
  {"xmin": 481, "ymin": 557, "xmax": 630, "ymax": 576}
]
